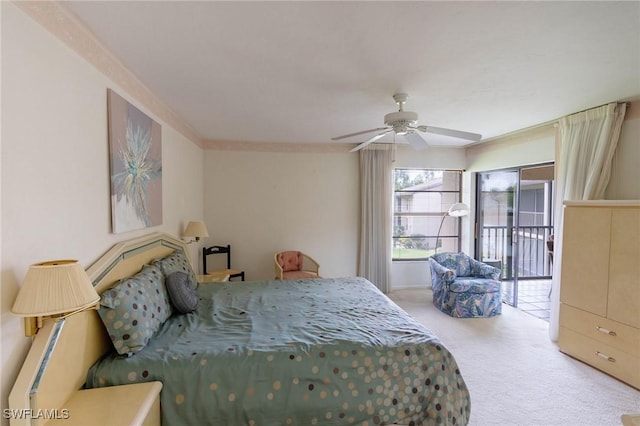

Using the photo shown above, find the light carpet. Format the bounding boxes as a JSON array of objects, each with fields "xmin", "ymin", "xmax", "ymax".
[{"xmin": 388, "ymin": 288, "xmax": 640, "ymax": 426}]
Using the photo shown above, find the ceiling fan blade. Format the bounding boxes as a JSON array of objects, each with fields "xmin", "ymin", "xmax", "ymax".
[
  {"xmin": 405, "ymin": 131, "xmax": 429, "ymax": 150},
  {"xmin": 332, "ymin": 127, "xmax": 390, "ymax": 141},
  {"xmin": 417, "ymin": 125, "xmax": 482, "ymax": 142},
  {"xmin": 349, "ymin": 131, "xmax": 391, "ymax": 152}
]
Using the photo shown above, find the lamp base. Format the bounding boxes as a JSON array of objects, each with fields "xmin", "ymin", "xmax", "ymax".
[
  {"xmin": 22, "ymin": 303, "xmax": 100, "ymax": 337},
  {"xmin": 434, "ymin": 213, "xmax": 447, "ymax": 254},
  {"xmin": 24, "ymin": 317, "xmax": 38, "ymax": 337}
]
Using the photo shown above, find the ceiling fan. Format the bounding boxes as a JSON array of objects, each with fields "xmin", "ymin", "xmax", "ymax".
[{"xmin": 331, "ymin": 93, "xmax": 482, "ymax": 152}]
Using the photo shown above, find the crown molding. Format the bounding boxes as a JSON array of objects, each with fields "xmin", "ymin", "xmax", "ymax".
[{"xmin": 14, "ymin": 1, "xmax": 204, "ymax": 148}]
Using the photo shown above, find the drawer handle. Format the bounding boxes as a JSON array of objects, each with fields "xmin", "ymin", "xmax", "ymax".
[
  {"xmin": 595, "ymin": 351, "xmax": 616, "ymax": 362},
  {"xmin": 595, "ymin": 326, "xmax": 617, "ymax": 337}
]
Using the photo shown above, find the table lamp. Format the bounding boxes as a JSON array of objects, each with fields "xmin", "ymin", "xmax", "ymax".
[{"xmin": 183, "ymin": 221, "xmax": 209, "ymax": 243}]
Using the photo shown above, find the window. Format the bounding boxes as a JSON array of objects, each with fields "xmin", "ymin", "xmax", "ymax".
[{"xmin": 393, "ymin": 169, "xmax": 463, "ymax": 260}]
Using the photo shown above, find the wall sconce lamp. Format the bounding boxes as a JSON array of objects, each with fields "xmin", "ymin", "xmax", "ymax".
[
  {"xmin": 435, "ymin": 202, "xmax": 470, "ymax": 254},
  {"xmin": 11, "ymin": 260, "xmax": 100, "ymax": 337},
  {"xmin": 183, "ymin": 221, "xmax": 209, "ymax": 244}
]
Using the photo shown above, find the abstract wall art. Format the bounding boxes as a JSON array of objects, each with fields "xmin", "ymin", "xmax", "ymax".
[{"xmin": 107, "ymin": 89, "xmax": 162, "ymax": 233}]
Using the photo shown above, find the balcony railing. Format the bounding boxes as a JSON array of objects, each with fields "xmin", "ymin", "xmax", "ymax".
[{"xmin": 481, "ymin": 225, "xmax": 553, "ymax": 279}]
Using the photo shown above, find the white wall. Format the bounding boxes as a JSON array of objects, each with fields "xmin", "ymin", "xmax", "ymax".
[
  {"xmin": 392, "ymin": 145, "xmax": 467, "ymax": 170},
  {"xmin": 203, "ymin": 149, "xmax": 359, "ymax": 280},
  {"xmin": 203, "ymin": 145, "xmax": 468, "ymax": 289},
  {"xmin": 465, "ymin": 125, "xmax": 556, "ymax": 173},
  {"xmin": 606, "ymin": 106, "xmax": 640, "ymax": 199},
  {"xmin": 0, "ymin": 3, "xmax": 204, "ymax": 419}
]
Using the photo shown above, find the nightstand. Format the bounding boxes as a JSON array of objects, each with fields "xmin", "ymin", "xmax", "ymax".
[{"xmin": 46, "ymin": 381, "xmax": 162, "ymax": 426}]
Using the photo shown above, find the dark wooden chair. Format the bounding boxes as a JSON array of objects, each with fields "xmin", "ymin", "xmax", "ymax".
[{"xmin": 202, "ymin": 245, "xmax": 245, "ymax": 281}]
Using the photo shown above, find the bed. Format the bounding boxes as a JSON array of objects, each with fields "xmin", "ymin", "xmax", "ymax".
[{"xmin": 9, "ymin": 233, "xmax": 470, "ymax": 426}]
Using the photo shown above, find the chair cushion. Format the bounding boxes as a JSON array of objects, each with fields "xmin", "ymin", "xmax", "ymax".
[
  {"xmin": 449, "ymin": 277, "xmax": 501, "ymax": 294},
  {"xmin": 278, "ymin": 251, "xmax": 302, "ymax": 272}
]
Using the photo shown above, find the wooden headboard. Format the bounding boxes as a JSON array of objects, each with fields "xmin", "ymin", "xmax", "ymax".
[{"xmin": 8, "ymin": 232, "xmax": 190, "ymax": 426}]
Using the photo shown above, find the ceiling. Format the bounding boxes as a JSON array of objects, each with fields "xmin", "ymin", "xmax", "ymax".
[{"xmin": 61, "ymin": 1, "xmax": 640, "ymax": 148}]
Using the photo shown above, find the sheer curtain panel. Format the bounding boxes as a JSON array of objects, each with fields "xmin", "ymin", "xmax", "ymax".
[
  {"xmin": 358, "ymin": 145, "xmax": 393, "ymax": 293},
  {"xmin": 549, "ymin": 102, "xmax": 627, "ymax": 340}
]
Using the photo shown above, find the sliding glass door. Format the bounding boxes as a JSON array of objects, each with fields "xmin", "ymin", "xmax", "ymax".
[{"xmin": 476, "ymin": 165, "xmax": 554, "ymax": 307}]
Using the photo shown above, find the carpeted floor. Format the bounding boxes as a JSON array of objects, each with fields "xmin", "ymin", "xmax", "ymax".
[{"xmin": 388, "ymin": 288, "xmax": 640, "ymax": 426}]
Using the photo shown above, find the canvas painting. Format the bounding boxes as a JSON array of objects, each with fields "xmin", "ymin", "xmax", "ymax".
[{"xmin": 108, "ymin": 89, "xmax": 162, "ymax": 233}]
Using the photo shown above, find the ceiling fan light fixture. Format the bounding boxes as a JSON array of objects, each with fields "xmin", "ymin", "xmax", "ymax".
[
  {"xmin": 385, "ymin": 111, "xmax": 418, "ymax": 136},
  {"xmin": 331, "ymin": 92, "xmax": 482, "ymax": 151}
]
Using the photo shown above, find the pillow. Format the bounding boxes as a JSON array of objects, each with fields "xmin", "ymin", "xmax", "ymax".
[
  {"xmin": 165, "ymin": 271, "xmax": 198, "ymax": 313},
  {"xmin": 98, "ymin": 264, "xmax": 173, "ymax": 356},
  {"xmin": 152, "ymin": 250, "xmax": 197, "ymax": 289}
]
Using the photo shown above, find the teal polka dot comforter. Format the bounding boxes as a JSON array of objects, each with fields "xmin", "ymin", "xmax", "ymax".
[{"xmin": 86, "ymin": 277, "xmax": 470, "ymax": 425}]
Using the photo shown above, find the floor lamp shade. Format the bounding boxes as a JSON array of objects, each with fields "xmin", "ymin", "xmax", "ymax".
[
  {"xmin": 11, "ymin": 260, "xmax": 99, "ymax": 317},
  {"xmin": 435, "ymin": 203, "xmax": 470, "ymax": 253},
  {"xmin": 447, "ymin": 202, "xmax": 470, "ymax": 217}
]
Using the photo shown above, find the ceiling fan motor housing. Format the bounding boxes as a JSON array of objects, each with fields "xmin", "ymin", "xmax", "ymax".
[{"xmin": 384, "ymin": 111, "xmax": 418, "ymax": 135}]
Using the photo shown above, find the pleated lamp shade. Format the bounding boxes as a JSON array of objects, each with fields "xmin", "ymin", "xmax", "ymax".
[
  {"xmin": 183, "ymin": 221, "xmax": 209, "ymax": 240},
  {"xmin": 12, "ymin": 260, "xmax": 100, "ymax": 317}
]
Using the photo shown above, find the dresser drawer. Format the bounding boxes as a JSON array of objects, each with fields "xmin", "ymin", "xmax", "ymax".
[
  {"xmin": 559, "ymin": 327, "xmax": 640, "ymax": 389},
  {"xmin": 559, "ymin": 303, "xmax": 640, "ymax": 358}
]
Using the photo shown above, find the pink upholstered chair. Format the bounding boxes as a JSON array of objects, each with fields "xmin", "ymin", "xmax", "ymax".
[{"xmin": 274, "ymin": 251, "xmax": 320, "ymax": 280}]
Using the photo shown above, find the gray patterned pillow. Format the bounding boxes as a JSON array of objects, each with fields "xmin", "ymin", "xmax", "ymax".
[
  {"xmin": 165, "ymin": 271, "xmax": 198, "ymax": 313},
  {"xmin": 98, "ymin": 264, "xmax": 173, "ymax": 356},
  {"xmin": 152, "ymin": 250, "xmax": 197, "ymax": 289}
]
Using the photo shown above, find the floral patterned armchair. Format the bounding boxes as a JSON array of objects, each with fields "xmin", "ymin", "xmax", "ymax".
[{"xmin": 428, "ymin": 252, "xmax": 502, "ymax": 318}]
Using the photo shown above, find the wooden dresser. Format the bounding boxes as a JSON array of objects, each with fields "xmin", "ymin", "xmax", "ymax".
[{"xmin": 558, "ymin": 201, "xmax": 640, "ymax": 389}]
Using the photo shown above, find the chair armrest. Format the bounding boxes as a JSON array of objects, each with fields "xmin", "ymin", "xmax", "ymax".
[
  {"xmin": 274, "ymin": 254, "xmax": 284, "ymax": 279},
  {"xmin": 301, "ymin": 254, "xmax": 320, "ymax": 274},
  {"xmin": 428, "ymin": 258, "xmax": 456, "ymax": 283},
  {"xmin": 470, "ymin": 258, "xmax": 501, "ymax": 280}
]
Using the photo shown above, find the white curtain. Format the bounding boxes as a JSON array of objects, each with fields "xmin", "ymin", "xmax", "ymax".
[
  {"xmin": 358, "ymin": 144, "xmax": 393, "ymax": 293},
  {"xmin": 549, "ymin": 102, "xmax": 626, "ymax": 340}
]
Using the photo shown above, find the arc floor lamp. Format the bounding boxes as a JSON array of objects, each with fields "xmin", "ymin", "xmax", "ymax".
[{"xmin": 435, "ymin": 202, "xmax": 470, "ymax": 254}]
